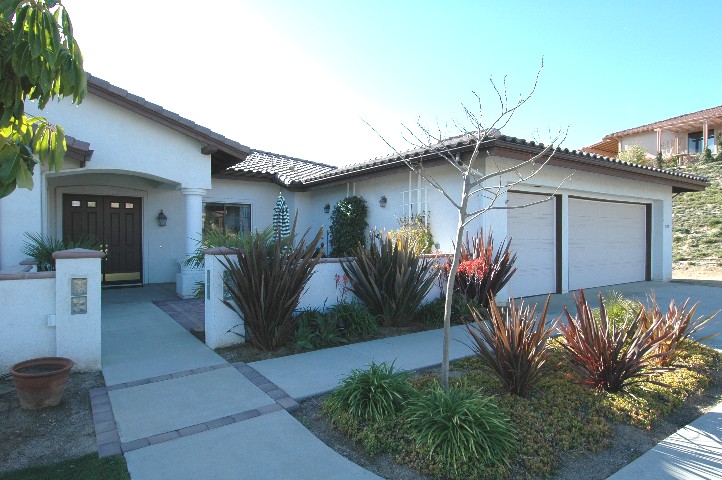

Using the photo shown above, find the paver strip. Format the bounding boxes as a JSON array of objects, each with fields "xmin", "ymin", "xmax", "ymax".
[{"xmin": 91, "ymin": 362, "xmax": 298, "ymax": 457}]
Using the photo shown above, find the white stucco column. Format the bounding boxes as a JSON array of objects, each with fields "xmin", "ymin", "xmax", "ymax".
[
  {"xmin": 559, "ymin": 194, "xmax": 569, "ymax": 293},
  {"xmin": 176, "ymin": 187, "xmax": 207, "ymax": 298},
  {"xmin": 652, "ymin": 198, "xmax": 672, "ymax": 282}
]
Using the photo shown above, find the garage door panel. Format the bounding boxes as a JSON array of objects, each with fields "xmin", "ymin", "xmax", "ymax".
[
  {"xmin": 568, "ymin": 199, "xmax": 646, "ymax": 290},
  {"xmin": 507, "ymin": 193, "xmax": 556, "ymax": 298}
]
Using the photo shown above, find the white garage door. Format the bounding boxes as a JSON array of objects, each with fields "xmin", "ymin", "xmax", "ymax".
[
  {"xmin": 507, "ymin": 192, "xmax": 556, "ymax": 298},
  {"xmin": 568, "ymin": 198, "xmax": 646, "ymax": 291}
]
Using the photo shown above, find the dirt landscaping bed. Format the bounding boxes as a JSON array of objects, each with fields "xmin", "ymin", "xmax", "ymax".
[
  {"xmin": 0, "ymin": 371, "xmax": 103, "ymax": 474},
  {"xmin": 293, "ymin": 346, "xmax": 722, "ymax": 480}
]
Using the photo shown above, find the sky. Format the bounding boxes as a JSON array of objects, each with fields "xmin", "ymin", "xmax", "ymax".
[{"xmin": 58, "ymin": 0, "xmax": 722, "ymax": 167}]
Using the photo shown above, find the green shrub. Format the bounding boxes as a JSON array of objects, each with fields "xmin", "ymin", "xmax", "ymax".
[
  {"xmin": 329, "ymin": 196, "xmax": 368, "ymax": 257},
  {"xmin": 388, "ymin": 214, "xmax": 434, "ymax": 254},
  {"xmin": 451, "ymin": 292, "xmax": 482, "ymax": 323},
  {"xmin": 220, "ymin": 225, "xmax": 322, "ymax": 350},
  {"xmin": 294, "ymin": 308, "xmax": 346, "ymax": 349},
  {"xmin": 466, "ymin": 295, "xmax": 555, "ymax": 397},
  {"xmin": 183, "ymin": 227, "xmax": 274, "ymax": 270},
  {"xmin": 618, "ymin": 144, "xmax": 649, "ymax": 164},
  {"xmin": 342, "ymin": 235, "xmax": 438, "ymax": 326},
  {"xmin": 414, "ymin": 298, "xmax": 445, "ymax": 326},
  {"xmin": 294, "ymin": 315, "xmax": 317, "ymax": 350},
  {"xmin": 329, "ymin": 301, "xmax": 377, "ymax": 338},
  {"xmin": 599, "ymin": 291, "xmax": 638, "ymax": 330},
  {"xmin": 22, "ymin": 232, "xmax": 102, "ymax": 271},
  {"xmin": 699, "ymin": 148, "xmax": 714, "ymax": 163},
  {"xmin": 405, "ymin": 381, "xmax": 515, "ymax": 472},
  {"xmin": 558, "ymin": 290, "xmax": 673, "ymax": 393},
  {"xmin": 325, "ymin": 361, "xmax": 414, "ymax": 423}
]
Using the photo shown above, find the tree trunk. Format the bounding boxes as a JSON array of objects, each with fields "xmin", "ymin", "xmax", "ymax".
[{"xmin": 441, "ymin": 178, "xmax": 470, "ymax": 390}]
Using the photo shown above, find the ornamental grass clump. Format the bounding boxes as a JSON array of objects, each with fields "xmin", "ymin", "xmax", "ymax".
[
  {"xmin": 22, "ymin": 232, "xmax": 102, "ymax": 271},
  {"xmin": 220, "ymin": 224, "xmax": 322, "ymax": 351},
  {"xmin": 328, "ymin": 301, "xmax": 378, "ymax": 338},
  {"xmin": 558, "ymin": 290, "xmax": 673, "ymax": 393},
  {"xmin": 325, "ymin": 361, "xmax": 414, "ymax": 423},
  {"xmin": 466, "ymin": 295, "xmax": 555, "ymax": 397},
  {"xmin": 638, "ymin": 294, "xmax": 718, "ymax": 366},
  {"xmin": 293, "ymin": 308, "xmax": 346, "ymax": 350},
  {"xmin": 342, "ymin": 235, "xmax": 438, "ymax": 326},
  {"xmin": 599, "ymin": 291, "xmax": 638, "ymax": 329},
  {"xmin": 405, "ymin": 382, "xmax": 514, "ymax": 472},
  {"xmin": 451, "ymin": 229, "xmax": 516, "ymax": 310}
]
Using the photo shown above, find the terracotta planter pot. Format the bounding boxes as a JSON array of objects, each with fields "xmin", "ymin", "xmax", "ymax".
[{"xmin": 10, "ymin": 357, "xmax": 74, "ymax": 410}]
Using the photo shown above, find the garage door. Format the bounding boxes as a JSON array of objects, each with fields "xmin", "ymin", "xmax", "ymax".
[
  {"xmin": 568, "ymin": 198, "xmax": 647, "ymax": 290},
  {"xmin": 506, "ymin": 192, "xmax": 557, "ymax": 298}
]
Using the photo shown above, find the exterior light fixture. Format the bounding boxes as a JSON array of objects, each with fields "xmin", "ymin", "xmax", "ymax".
[
  {"xmin": 323, "ymin": 203, "xmax": 331, "ymax": 214},
  {"xmin": 379, "ymin": 196, "xmax": 387, "ymax": 208},
  {"xmin": 157, "ymin": 210, "xmax": 168, "ymax": 227}
]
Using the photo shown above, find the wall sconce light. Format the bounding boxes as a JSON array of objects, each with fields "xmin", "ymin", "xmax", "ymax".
[
  {"xmin": 379, "ymin": 196, "xmax": 387, "ymax": 208},
  {"xmin": 157, "ymin": 210, "xmax": 168, "ymax": 227},
  {"xmin": 323, "ymin": 203, "xmax": 331, "ymax": 214}
]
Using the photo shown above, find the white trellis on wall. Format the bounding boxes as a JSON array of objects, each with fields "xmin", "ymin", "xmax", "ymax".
[{"xmin": 401, "ymin": 171, "xmax": 429, "ymax": 225}]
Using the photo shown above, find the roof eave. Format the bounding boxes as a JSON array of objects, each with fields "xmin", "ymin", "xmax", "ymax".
[
  {"xmin": 489, "ymin": 139, "xmax": 709, "ymax": 193},
  {"xmin": 86, "ymin": 75, "xmax": 251, "ymax": 162}
]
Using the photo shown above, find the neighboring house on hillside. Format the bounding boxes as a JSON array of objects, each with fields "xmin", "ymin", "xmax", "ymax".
[
  {"xmin": 0, "ymin": 75, "xmax": 708, "ymax": 300},
  {"xmin": 584, "ymin": 105, "xmax": 722, "ymax": 161}
]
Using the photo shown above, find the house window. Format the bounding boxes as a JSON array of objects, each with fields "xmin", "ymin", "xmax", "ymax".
[
  {"xmin": 688, "ymin": 130, "xmax": 715, "ymax": 154},
  {"xmin": 203, "ymin": 203, "xmax": 251, "ymax": 235},
  {"xmin": 401, "ymin": 172, "xmax": 429, "ymax": 225}
]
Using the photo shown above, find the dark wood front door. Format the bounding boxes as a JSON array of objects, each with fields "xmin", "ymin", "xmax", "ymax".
[{"xmin": 63, "ymin": 194, "xmax": 143, "ymax": 285}]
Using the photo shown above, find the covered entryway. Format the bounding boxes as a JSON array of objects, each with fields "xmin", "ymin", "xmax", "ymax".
[
  {"xmin": 506, "ymin": 192, "xmax": 557, "ymax": 298},
  {"xmin": 568, "ymin": 198, "xmax": 648, "ymax": 290},
  {"xmin": 63, "ymin": 194, "xmax": 143, "ymax": 285}
]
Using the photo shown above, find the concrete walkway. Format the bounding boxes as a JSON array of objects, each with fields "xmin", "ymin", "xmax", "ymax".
[
  {"xmin": 94, "ymin": 281, "xmax": 722, "ymax": 480},
  {"xmin": 93, "ymin": 300, "xmax": 381, "ymax": 480}
]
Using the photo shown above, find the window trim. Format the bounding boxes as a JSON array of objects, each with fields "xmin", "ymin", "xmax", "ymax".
[{"xmin": 203, "ymin": 202, "xmax": 252, "ymax": 235}]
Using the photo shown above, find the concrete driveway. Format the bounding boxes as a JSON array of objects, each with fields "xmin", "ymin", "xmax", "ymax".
[{"xmin": 521, "ymin": 280, "xmax": 722, "ymax": 350}]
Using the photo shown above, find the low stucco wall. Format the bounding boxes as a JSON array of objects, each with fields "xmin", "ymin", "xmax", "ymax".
[
  {"xmin": 0, "ymin": 250, "xmax": 104, "ymax": 374},
  {"xmin": 297, "ymin": 258, "xmax": 356, "ymax": 310},
  {"xmin": 0, "ymin": 273, "xmax": 56, "ymax": 373},
  {"xmin": 204, "ymin": 253, "xmax": 444, "ymax": 349}
]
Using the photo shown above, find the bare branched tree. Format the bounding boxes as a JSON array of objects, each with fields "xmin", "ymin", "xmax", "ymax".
[{"xmin": 365, "ymin": 61, "xmax": 571, "ymax": 389}]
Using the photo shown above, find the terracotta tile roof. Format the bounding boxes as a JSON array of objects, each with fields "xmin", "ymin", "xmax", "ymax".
[
  {"xmin": 300, "ymin": 133, "xmax": 708, "ymax": 191},
  {"xmin": 603, "ymin": 105, "xmax": 722, "ymax": 139},
  {"xmin": 86, "ymin": 74, "xmax": 251, "ymax": 161},
  {"xmin": 222, "ymin": 150, "xmax": 336, "ymax": 184},
  {"xmin": 82, "ymin": 74, "xmax": 707, "ymax": 193}
]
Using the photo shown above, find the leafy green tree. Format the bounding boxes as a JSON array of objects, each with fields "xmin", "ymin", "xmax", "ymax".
[
  {"xmin": 618, "ymin": 144, "xmax": 650, "ymax": 164},
  {"xmin": 0, "ymin": 0, "xmax": 86, "ymax": 198}
]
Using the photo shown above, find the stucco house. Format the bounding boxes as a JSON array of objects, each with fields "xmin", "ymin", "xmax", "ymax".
[
  {"xmin": 0, "ymin": 75, "xmax": 708, "ymax": 300},
  {"xmin": 584, "ymin": 105, "xmax": 722, "ymax": 162}
]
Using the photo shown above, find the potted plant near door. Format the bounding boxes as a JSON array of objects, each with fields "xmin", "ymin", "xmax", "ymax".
[{"xmin": 9, "ymin": 357, "xmax": 74, "ymax": 409}]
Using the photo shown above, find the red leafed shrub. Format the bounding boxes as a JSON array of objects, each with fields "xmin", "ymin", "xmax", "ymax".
[
  {"xmin": 449, "ymin": 230, "xmax": 516, "ymax": 310},
  {"xmin": 638, "ymin": 294, "xmax": 718, "ymax": 366},
  {"xmin": 457, "ymin": 257, "xmax": 489, "ymax": 277},
  {"xmin": 466, "ymin": 295, "xmax": 555, "ymax": 397},
  {"xmin": 558, "ymin": 290, "xmax": 673, "ymax": 393}
]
